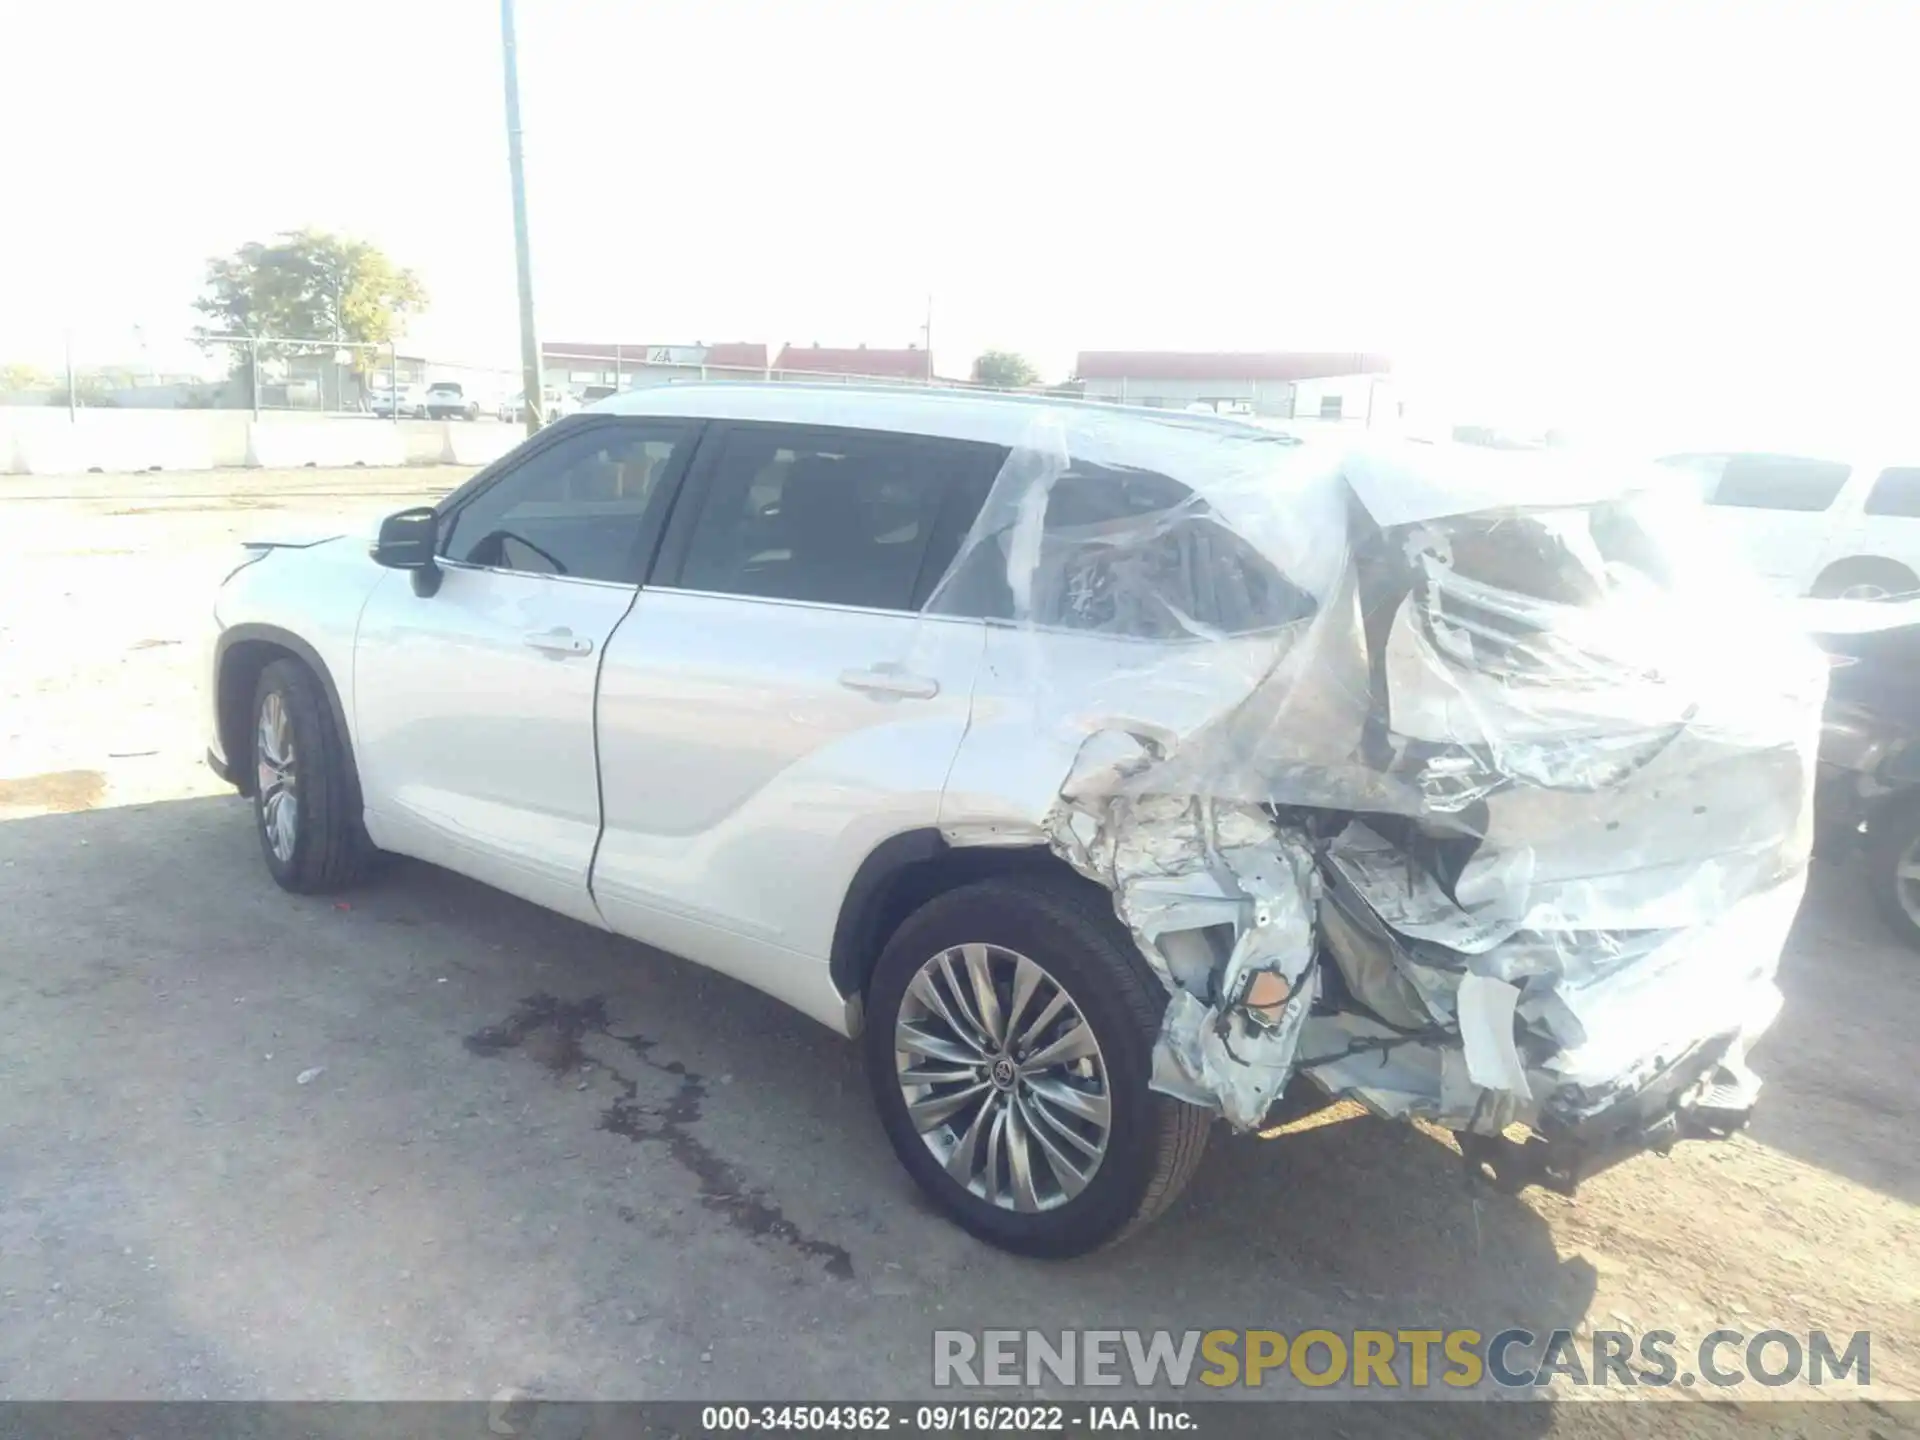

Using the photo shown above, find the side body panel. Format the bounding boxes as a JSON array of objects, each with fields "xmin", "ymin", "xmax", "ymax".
[
  {"xmin": 352, "ymin": 563, "xmax": 638, "ymax": 926},
  {"xmin": 592, "ymin": 593, "xmax": 985, "ymax": 1032},
  {"xmin": 1708, "ymin": 499, "xmax": 1820, "ymax": 594},
  {"xmin": 940, "ymin": 623, "xmax": 1289, "ymax": 842}
]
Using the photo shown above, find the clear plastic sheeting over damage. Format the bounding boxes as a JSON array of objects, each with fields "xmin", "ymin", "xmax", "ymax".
[{"xmin": 926, "ymin": 411, "xmax": 1824, "ymax": 1137}]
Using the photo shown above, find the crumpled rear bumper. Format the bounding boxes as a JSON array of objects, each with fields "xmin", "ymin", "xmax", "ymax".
[{"xmin": 1453, "ymin": 1033, "xmax": 1760, "ymax": 1195}]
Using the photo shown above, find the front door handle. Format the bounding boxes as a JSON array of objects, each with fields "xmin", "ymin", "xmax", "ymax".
[
  {"xmin": 524, "ymin": 627, "xmax": 594, "ymax": 658},
  {"xmin": 838, "ymin": 664, "xmax": 939, "ymax": 700}
]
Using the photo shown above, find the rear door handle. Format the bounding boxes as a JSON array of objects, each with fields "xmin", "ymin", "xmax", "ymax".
[
  {"xmin": 524, "ymin": 627, "xmax": 594, "ymax": 658},
  {"xmin": 838, "ymin": 665, "xmax": 939, "ymax": 700}
]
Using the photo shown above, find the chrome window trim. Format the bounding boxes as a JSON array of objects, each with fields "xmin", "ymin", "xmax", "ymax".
[
  {"xmin": 436, "ymin": 557, "xmax": 640, "ymax": 593},
  {"xmin": 644, "ymin": 584, "xmax": 974, "ymax": 623}
]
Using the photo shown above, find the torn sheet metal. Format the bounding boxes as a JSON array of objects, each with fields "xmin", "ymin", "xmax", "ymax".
[
  {"xmin": 1049, "ymin": 782, "xmax": 1322, "ymax": 1129},
  {"xmin": 1456, "ymin": 975, "xmax": 1532, "ymax": 1101},
  {"xmin": 930, "ymin": 411, "xmax": 1824, "ymax": 1136}
]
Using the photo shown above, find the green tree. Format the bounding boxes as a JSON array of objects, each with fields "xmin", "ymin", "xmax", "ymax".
[
  {"xmin": 194, "ymin": 229, "xmax": 427, "ymax": 374},
  {"xmin": 0, "ymin": 362, "xmax": 53, "ymax": 392},
  {"xmin": 972, "ymin": 350, "xmax": 1039, "ymax": 388}
]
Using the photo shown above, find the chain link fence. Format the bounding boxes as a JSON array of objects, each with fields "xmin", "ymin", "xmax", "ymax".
[
  {"xmin": 1, "ymin": 330, "xmax": 1064, "ymax": 427},
  {"xmin": 0, "ymin": 328, "xmax": 530, "ymax": 421}
]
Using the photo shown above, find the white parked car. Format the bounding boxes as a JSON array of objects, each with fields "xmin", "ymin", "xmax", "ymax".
[
  {"xmin": 368, "ymin": 383, "xmax": 428, "ymax": 419},
  {"xmin": 1654, "ymin": 450, "xmax": 1920, "ymax": 599},
  {"xmin": 498, "ymin": 387, "xmax": 579, "ymax": 424},
  {"xmin": 424, "ymin": 381, "xmax": 482, "ymax": 421},
  {"xmin": 204, "ymin": 389, "xmax": 1817, "ymax": 1255}
]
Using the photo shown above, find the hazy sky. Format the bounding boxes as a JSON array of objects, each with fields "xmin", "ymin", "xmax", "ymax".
[{"xmin": 1, "ymin": 0, "xmax": 1912, "ymax": 446}]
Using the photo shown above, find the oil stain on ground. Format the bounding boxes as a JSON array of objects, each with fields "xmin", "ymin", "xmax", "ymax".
[
  {"xmin": 466, "ymin": 994, "xmax": 855, "ymax": 1282},
  {"xmin": 0, "ymin": 769, "xmax": 106, "ymax": 814}
]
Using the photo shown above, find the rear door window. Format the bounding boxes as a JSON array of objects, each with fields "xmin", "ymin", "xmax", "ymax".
[
  {"xmin": 1864, "ymin": 467, "xmax": 1920, "ymax": 518},
  {"xmin": 666, "ymin": 424, "xmax": 1007, "ymax": 612},
  {"xmin": 935, "ymin": 459, "xmax": 1317, "ymax": 637},
  {"xmin": 1654, "ymin": 453, "xmax": 1727, "ymax": 501}
]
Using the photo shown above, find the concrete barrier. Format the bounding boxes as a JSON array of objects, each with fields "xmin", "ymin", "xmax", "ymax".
[
  {"xmin": 398, "ymin": 420, "xmax": 449, "ymax": 465},
  {"xmin": 245, "ymin": 418, "xmax": 407, "ymax": 469},
  {"xmin": 437, "ymin": 422, "xmax": 524, "ymax": 466},
  {"xmin": 208, "ymin": 415, "xmax": 253, "ymax": 467},
  {"xmin": 4, "ymin": 410, "xmax": 221, "ymax": 475},
  {"xmin": 4, "ymin": 408, "xmax": 592, "ymax": 476}
]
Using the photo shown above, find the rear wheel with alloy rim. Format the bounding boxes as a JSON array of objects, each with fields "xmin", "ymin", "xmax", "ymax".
[
  {"xmin": 896, "ymin": 942, "xmax": 1114, "ymax": 1211},
  {"xmin": 864, "ymin": 873, "xmax": 1211, "ymax": 1256},
  {"xmin": 1867, "ymin": 794, "xmax": 1920, "ymax": 950}
]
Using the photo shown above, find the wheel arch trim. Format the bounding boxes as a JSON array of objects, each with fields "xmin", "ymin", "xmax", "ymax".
[
  {"xmin": 214, "ymin": 623, "xmax": 362, "ymax": 808},
  {"xmin": 830, "ymin": 829, "xmax": 948, "ymax": 1010},
  {"xmin": 828, "ymin": 828, "xmax": 1091, "ymax": 1027},
  {"xmin": 1812, "ymin": 554, "xmax": 1920, "ymax": 590}
]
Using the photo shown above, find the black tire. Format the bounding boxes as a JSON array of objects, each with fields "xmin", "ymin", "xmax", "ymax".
[
  {"xmin": 251, "ymin": 658, "xmax": 371, "ymax": 894},
  {"xmin": 1866, "ymin": 793, "xmax": 1920, "ymax": 950},
  {"xmin": 1810, "ymin": 557, "xmax": 1920, "ymax": 601},
  {"xmin": 863, "ymin": 874, "xmax": 1211, "ymax": 1257}
]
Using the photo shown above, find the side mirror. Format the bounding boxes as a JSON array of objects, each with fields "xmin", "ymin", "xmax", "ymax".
[
  {"xmin": 373, "ymin": 507, "xmax": 436, "ymax": 568},
  {"xmin": 372, "ymin": 506, "xmax": 442, "ymax": 595}
]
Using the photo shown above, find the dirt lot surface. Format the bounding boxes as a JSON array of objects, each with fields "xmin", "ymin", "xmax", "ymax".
[{"xmin": 2, "ymin": 468, "xmax": 1917, "ymax": 1429}]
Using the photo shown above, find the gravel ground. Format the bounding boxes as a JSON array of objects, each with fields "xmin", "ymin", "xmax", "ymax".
[{"xmin": 1, "ymin": 468, "xmax": 1916, "ymax": 1425}]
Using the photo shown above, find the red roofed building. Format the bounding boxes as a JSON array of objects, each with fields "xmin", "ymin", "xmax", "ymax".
[
  {"xmin": 703, "ymin": 343, "xmax": 770, "ymax": 371},
  {"xmin": 774, "ymin": 344, "xmax": 933, "ymax": 381},
  {"xmin": 540, "ymin": 342, "xmax": 770, "ymax": 391},
  {"xmin": 540, "ymin": 340, "xmax": 948, "ymax": 392},
  {"xmin": 1074, "ymin": 350, "xmax": 1393, "ymax": 420}
]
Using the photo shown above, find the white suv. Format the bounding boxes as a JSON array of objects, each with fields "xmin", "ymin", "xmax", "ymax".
[
  {"xmin": 205, "ymin": 387, "xmax": 1817, "ymax": 1254},
  {"xmin": 499, "ymin": 387, "xmax": 579, "ymax": 424},
  {"xmin": 1655, "ymin": 450, "xmax": 1920, "ymax": 598},
  {"xmin": 367, "ymin": 383, "xmax": 428, "ymax": 419},
  {"xmin": 424, "ymin": 381, "xmax": 482, "ymax": 421}
]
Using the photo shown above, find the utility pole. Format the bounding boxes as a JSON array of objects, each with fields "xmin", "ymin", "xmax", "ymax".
[
  {"xmin": 921, "ymin": 295, "xmax": 933, "ymax": 384},
  {"xmin": 501, "ymin": 0, "xmax": 544, "ymax": 436},
  {"xmin": 330, "ymin": 277, "xmax": 343, "ymax": 414}
]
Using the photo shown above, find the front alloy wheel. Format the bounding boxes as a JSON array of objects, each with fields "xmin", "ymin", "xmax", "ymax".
[
  {"xmin": 248, "ymin": 658, "xmax": 371, "ymax": 893},
  {"xmin": 895, "ymin": 944, "xmax": 1113, "ymax": 1212},
  {"xmin": 256, "ymin": 690, "xmax": 299, "ymax": 864}
]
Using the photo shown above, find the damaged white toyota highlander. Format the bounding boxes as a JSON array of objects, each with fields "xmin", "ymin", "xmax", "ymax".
[{"xmin": 204, "ymin": 386, "xmax": 1824, "ymax": 1256}]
